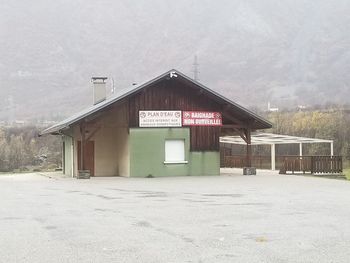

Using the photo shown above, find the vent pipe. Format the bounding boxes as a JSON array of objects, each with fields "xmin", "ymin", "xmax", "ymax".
[{"xmin": 92, "ymin": 77, "xmax": 108, "ymax": 105}]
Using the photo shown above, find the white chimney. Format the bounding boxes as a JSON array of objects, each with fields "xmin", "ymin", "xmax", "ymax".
[{"xmin": 92, "ymin": 77, "xmax": 108, "ymax": 105}]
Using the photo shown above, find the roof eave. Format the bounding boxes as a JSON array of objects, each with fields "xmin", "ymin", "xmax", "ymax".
[
  {"xmin": 40, "ymin": 69, "xmax": 273, "ymax": 135},
  {"xmin": 40, "ymin": 69, "xmax": 176, "ymax": 136},
  {"xmin": 174, "ymin": 70, "xmax": 273, "ymax": 129}
]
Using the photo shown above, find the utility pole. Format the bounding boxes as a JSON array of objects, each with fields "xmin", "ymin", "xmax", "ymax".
[{"xmin": 192, "ymin": 55, "xmax": 200, "ymax": 81}]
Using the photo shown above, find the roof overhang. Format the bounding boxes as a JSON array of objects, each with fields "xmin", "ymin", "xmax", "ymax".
[{"xmin": 40, "ymin": 69, "xmax": 272, "ymax": 136}]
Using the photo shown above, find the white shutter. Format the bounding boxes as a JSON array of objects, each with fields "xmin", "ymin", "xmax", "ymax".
[{"xmin": 165, "ymin": 140, "xmax": 186, "ymax": 163}]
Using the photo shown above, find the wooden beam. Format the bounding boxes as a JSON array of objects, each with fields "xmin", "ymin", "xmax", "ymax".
[
  {"xmin": 234, "ymin": 128, "xmax": 248, "ymax": 143},
  {"xmin": 80, "ymin": 122, "xmax": 86, "ymax": 171},
  {"xmin": 222, "ymin": 127, "xmax": 247, "ymax": 142},
  {"xmin": 245, "ymin": 128, "xmax": 252, "ymax": 167},
  {"xmin": 86, "ymin": 126, "xmax": 101, "ymax": 141},
  {"xmin": 219, "ymin": 126, "xmax": 248, "ymax": 141},
  {"xmin": 222, "ymin": 111, "xmax": 246, "ymax": 127},
  {"xmin": 221, "ymin": 124, "xmax": 244, "ymax": 129}
]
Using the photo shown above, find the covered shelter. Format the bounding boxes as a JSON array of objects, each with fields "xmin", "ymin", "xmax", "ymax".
[
  {"xmin": 40, "ymin": 69, "xmax": 271, "ymax": 178},
  {"xmin": 220, "ymin": 133, "xmax": 334, "ymax": 170}
]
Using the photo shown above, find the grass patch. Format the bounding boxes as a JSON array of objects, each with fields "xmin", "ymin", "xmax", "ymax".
[{"xmin": 343, "ymin": 169, "xmax": 350, "ymax": 180}]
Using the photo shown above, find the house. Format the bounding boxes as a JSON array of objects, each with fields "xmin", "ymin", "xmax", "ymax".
[{"xmin": 40, "ymin": 69, "xmax": 272, "ymax": 177}]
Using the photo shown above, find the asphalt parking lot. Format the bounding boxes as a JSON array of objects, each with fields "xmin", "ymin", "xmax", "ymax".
[{"xmin": 0, "ymin": 170, "xmax": 349, "ymax": 263}]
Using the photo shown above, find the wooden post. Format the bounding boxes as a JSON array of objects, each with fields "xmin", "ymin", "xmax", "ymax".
[
  {"xmin": 330, "ymin": 142, "xmax": 334, "ymax": 171},
  {"xmin": 299, "ymin": 143, "xmax": 303, "ymax": 172},
  {"xmin": 80, "ymin": 122, "xmax": 86, "ymax": 171},
  {"xmin": 271, "ymin": 144, "xmax": 276, "ymax": 170},
  {"xmin": 330, "ymin": 142, "xmax": 334, "ymax": 156},
  {"xmin": 62, "ymin": 140, "xmax": 65, "ymax": 174},
  {"xmin": 245, "ymin": 128, "xmax": 252, "ymax": 167}
]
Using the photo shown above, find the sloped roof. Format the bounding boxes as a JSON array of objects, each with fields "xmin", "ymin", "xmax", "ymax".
[{"xmin": 40, "ymin": 69, "xmax": 272, "ymax": 135}]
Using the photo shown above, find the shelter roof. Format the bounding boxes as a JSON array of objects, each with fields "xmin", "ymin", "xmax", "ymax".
[{"xmin": 220, "ymin": 133, "xmax": 333, "ymax": 145}]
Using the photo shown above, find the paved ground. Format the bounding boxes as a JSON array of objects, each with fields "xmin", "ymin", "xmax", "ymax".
[{"xmin": 0, "ymin": 170, "xmax": 349, "ymax": 263}]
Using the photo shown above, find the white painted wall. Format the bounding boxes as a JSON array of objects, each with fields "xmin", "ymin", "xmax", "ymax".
[
  {"xmin": 63, "ymin": 135, "xmax": 73, "ymax": 177},
  {"xmin": 71, "ymin": 102, "xmax": 130, "ymax": 177},
  {"xmin": 93, "ymin": 126, "xmax": 129, "ymax": 176}
]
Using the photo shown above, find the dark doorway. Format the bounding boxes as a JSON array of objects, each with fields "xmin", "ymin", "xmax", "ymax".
[{"xmin": 77, "ymin": 141, "xmax": 95, "ymax": 176}]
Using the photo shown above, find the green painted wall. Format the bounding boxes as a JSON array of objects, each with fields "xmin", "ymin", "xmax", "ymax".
[
  {"xmin": 129, "ymin": 128, "xmax": 220, "ymax": 177},
  {"xmin": 63, "ymin": 135, "xmax": 73, "ymax": 177}
]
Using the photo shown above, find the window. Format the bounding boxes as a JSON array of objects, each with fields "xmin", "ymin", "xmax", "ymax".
[{"xmin": 164, "ymin": 140, "xmax": 187, "ymax": 164}]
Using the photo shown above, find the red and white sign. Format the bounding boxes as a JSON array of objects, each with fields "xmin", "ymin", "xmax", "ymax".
[
  {"xmin": 182, "ymin": 111, "xmax": 222, "ymax": 126},
  {"xmin": 139, "ymin": 111, "xmax": 182, "ymax": 127}
]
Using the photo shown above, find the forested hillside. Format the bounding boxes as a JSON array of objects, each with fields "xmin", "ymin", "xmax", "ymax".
[
  {"xmin": 1, "ymin": 0, "xmax": 349, "ymax": 121},
  {"xmin": 267, "ymin": 109, "xmax": 350, "ymax": 162}
]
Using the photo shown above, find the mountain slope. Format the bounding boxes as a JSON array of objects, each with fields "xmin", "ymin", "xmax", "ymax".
[{"xmin": 0, "ymin": 0, "xmax": 349, "ymax": 121}]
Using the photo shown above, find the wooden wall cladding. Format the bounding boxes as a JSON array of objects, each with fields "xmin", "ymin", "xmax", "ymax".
[{"xmin": 128, "ymin": 79, "xmax": 222, "ymax": 151}]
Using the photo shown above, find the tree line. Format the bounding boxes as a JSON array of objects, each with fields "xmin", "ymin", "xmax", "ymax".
[
  {"xmin": 266, "ymin": 109, "xmax": 350, "ymax": 164},
  {"xmin": 0, "ymin": 126, "xmax": 61, "ymax": 172},
  {"xmin": 0, "ymin": 108, "xmax": 349, "ymax": 172}
]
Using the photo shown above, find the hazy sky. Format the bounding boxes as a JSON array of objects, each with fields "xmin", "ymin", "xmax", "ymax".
[{"xmin": 0, "ymin": 0, "xmax": 349, "ymax": 120}]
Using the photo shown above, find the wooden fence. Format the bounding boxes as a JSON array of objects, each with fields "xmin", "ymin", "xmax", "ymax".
[
  {"xmin": 221, "ymin": 153, "xmax": 343, "ymax": 175},
  {"xmin": 221, "ymin": 155, "xmax": 272, "ymax": 169},
  {"xmin": 221, "ymin": 155, "xmax": 286, "ymax": 170},
  {"xmin": 279, "ymin": 156, "xmax": 343, "ymax": 174}
]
